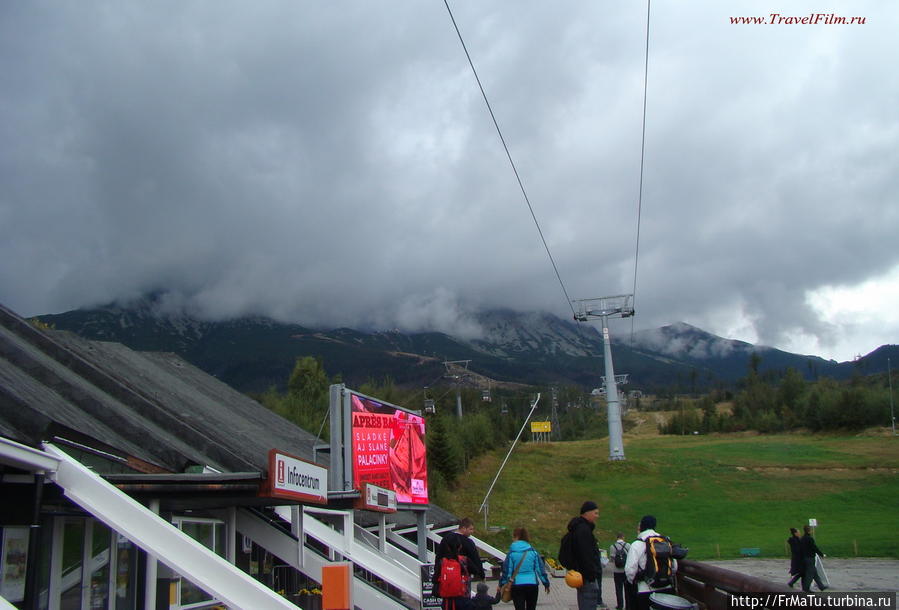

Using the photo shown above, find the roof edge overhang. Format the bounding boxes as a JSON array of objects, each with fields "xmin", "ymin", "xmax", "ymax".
[{"xmin": 0, "ymin": 436, "xmax": 60, "ymax": 473}]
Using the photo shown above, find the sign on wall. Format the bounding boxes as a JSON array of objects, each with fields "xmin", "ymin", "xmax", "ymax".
[
  {"xmin": 420, "ymin": 564, "xmax": 441, "ymax": 610},
  {"xmin": 355, "ymin": 483, "xmax": 397, "ymax": 513},
  {"xmin": 0, "ymin": 526, "xmax": 28, "ymax": 603},
  {"xmin": 264, "ymin": 450, "xmax": 328, "ymax": 504}
]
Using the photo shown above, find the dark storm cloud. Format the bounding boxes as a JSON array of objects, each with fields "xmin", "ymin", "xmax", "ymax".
[{"xmin": 1, "ymin": 1, "xmax": 896, "ymax": 360}]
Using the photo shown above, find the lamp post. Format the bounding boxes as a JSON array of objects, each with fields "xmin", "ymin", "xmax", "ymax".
[{"xmin": 573, "ymin": 294, "xmax": 634, "ymax": 461}]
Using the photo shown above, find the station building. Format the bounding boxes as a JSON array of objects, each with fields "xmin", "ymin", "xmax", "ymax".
[{"xmin": 0, "ymin": 303, "xmax": 498, "ymax": 610}]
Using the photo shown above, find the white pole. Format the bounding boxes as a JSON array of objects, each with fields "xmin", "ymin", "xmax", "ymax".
[
  {"xmin": 478, "ymin": 394, "xmax": 541, "ymax": 517},
  {"xmin": 602, "ymin": 319, "xmax": 625, "ymax": 460}
]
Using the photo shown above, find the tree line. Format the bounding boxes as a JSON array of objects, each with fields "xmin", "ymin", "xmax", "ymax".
[
  {"xmin": 659, "ymin": 355, "xmax": 895, "ymax": 434},
  {"xmin": 256, "ymin": 357, "xmax": 610, "ymax": 505}
]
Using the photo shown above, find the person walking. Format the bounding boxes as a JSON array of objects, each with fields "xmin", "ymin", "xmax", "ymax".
[
  {"xmin": 565, "ymin": 501, "xmax": 603, "ymax": 610},
  {"xmin": 609, "ymin": 532, "xmax": 631, "ymax": 610},
  {"xmin": 625, "ymin": 515, "xmax": 678, "ymax": 610},
  {"xmin": 434, "ymin": 518, "xmax": 486, "ymax": 609},
  {"xmin": 800, "ymin": 525, "xmax": 827, "ymax": 592},
  {"xmin": 787, "ymin": 527, "xmax": 803, "ymax": 588},
  {"xmin": 471, "ymin": 582, "xmax": 501, "ymax": 609},
  {"xmin": 499, "ymin": 527, "xmax": 550, "ymax": 610}
]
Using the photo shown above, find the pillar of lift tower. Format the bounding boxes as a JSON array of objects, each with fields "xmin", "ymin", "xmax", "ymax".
[{"xmin": 602, "ymin": 325, "xmax": 625, "ymax": 461}]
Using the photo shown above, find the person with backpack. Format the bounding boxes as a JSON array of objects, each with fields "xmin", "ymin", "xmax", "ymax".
[
  {"xmin": 624, "ymin": 515, "xmax": 678, "ymax": 610},
  {"xmin": 561, "ymin": 501, "xmax": 603, "ymax": 610},
  {"xmin": 499, "ymin": 527, "xmax": 550, "ymax": 610},
  {"xmin": 433, "ymin": 518, "xmax": 485, "ymax": 609},
  {"xmin": 609, "ymin": 532, "xmax": 631, "ymax": 610}
]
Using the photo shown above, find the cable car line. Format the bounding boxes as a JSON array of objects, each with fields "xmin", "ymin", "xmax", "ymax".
[
  {"xmin": 442, "ymin": 0, "xmax": 577, "ymax": 319},
  {"xmin": 442, "ymin": 0, "xmax": 653, "ymax": 358},
  {"xmin": 630, "ymin": 0, "xmax": 652, "ymax": 342}
]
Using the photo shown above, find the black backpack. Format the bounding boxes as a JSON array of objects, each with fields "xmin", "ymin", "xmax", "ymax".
[
  {"xmin": 558, "ymin": 531, "xmax": 575, "ymax": 569},
  {"xmin": 613, "ymin": 541, "xmax": 628, "ymax": 569},
  {"xmin": 640, "ymin": 535, "xmax": 673, "ymax": 588}
]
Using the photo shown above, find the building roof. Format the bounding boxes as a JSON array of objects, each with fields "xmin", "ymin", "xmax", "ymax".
[
  {"xmin": 0, "ymin": 303, "xmax": 459, "ymax": 527},
  {"xmin": 0, "ymin": 302, "xmax": 321, "ymax": 474}
]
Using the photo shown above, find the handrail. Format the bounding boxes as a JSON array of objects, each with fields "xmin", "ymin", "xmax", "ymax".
[
  {"xmin": 44, "ymin": 444, "xmax": 296, "ymax": 610},
  {"xmin": 355, "ymin": 523, "xmax": 424, "ymax": 574},
  {"xmin": 426, "ymin": 530, "xmax": 507, "ymax": 562},
  {"xmin": 271, "ymin": 506, "xmax": 421, "ymax": 601},
  {"xmin": 236, "ymin": 508, "xmax": 409, "ymax": 609},
  {"xmin": 677, "ymin": 559, "xmax": 794, "ymax": 610}
]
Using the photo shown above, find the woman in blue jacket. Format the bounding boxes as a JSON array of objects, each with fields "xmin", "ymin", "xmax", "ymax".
[{"xmin": 499, "ymin": 527, "xmax": 550, "ymax": 610}]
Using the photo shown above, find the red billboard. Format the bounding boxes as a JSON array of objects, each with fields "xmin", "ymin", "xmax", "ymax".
[{"xmin": 350, "ymin": 393, "xmax": 428, "ymax": 504}]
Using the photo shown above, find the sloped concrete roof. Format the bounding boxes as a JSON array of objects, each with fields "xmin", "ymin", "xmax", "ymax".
[{"xmin": 0, "ymin": 302, "xmax": 320, "ymax": 473}]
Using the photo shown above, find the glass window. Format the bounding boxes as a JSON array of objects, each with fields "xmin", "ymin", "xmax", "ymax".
[
  {"xmin": 174, "ymin": 518, "xmax": 225, "ymax": 609},
  {"xmin": 114, "ymin": 534, "xmax": 135, "ymax": 610},
  {"xmin": 60, "ymin": 520, "xmax": 85, "ymax": 610},
  {"xmin": 89, "ymin": 523, "xmax": 110, "ymax": 609}
]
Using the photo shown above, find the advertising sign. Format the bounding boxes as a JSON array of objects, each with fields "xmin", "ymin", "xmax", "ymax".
[
  {"xmin": 420, "ymin": 564, "xmax": 441, "ymax": 610},
  {"xmin": 350, "ymin": 392, "xmax": 428, "ymax": 504},
  {"xmin": 265, "ymin": 449, "xmax": 328, "ymax": 504},
  {"xmin": 1, "ymin": 526, "xmax": 28, "ymax": 603},
  {"xmin": 530, "ymin": 421, "xmax": 551, "ymax": 433}
]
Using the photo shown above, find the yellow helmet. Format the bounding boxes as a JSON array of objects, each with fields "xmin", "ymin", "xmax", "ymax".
[{"xmin": 565, "ymin": 570, "xmax": 583, "ymax": 588}]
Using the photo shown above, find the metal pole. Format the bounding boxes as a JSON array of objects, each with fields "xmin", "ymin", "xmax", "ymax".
[
  {"xmin": 602, "ymin": 319, "xmax": 625, "ymax": 460},
  {"xmin": 24, "ymin": 473, "xmax": 44, "ymax": 610},
  {"xmin": 478, "ymin": 394, "xmax": 541, "ymax": 517},
  {"xmin": 144, "ymin": 498, "xmax": 160, "ymax": 610},
  {"xmin": 456, "ymin": 386, "xmax": 463, "ymax": 418},
  {"xmin": 889, "ymin": 358, "xmax": 896, "ymax": 436}
]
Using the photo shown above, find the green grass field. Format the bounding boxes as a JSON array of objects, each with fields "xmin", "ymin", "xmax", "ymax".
[{"xmin": 441, "ymin": 432, "xmax": 899, "ymax": 561}]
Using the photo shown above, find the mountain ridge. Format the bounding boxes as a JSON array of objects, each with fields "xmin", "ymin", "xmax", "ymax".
[{"xmin": 32, "ymin": 295, "xmax": 894, "ymax": 394}]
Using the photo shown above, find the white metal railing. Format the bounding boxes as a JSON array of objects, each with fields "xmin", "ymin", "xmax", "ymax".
[
  {"xmin": 299, "ymin": 506, "xmax": 422, "ymax": 600},
  {"xmin": 355, "ymin": 523, "xmax": 424, "ymax": 573},
  {"xmin": 425, "ymin": 526, "xmax": 507, "ymax": 562},
  {"xmin": 386, "ymin": 528, "xmax": 435, "ymax": 563},
  {"xmin": 239, "ymin": 507, "xmax": 412, "ymax": 609},
  {"xmin": 0, "ymin": 594, "xmax": 19, "ymax": 610},
  {"xmin": 42, "ymin": 444, "xmax": 296, "ymax": 610}
]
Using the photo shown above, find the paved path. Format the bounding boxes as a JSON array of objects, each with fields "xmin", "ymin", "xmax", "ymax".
[{"xmin": 483, "ymin": 559, "xmax": 899, "ymax": 609}]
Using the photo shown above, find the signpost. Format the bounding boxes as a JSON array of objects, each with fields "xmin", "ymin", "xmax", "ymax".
[{"xmin": 530, "ymin": 421, "xmax": 551, "ymax": 443}]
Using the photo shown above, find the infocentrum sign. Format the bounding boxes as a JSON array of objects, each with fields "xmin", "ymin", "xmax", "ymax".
[{"xmin": 264, "ymin": 449, "xmax": 328, "ymax": 504}]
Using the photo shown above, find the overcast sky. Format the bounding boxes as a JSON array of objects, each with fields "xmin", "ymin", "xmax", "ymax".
[{"xmin": 1, "ymin": 1, "xmax": 897, "ymax": 362}]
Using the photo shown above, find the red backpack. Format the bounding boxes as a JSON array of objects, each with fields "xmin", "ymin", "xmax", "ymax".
[{"xmin": 437, "ymin": 550, "xmax": 469, "ymax": 598}]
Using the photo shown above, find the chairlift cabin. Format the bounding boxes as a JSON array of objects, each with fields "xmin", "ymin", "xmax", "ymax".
[
  {"xmin": 500, "ymin": 400, "xmax": 508, "ymax": 415},
  {"xmin": 424, "ymin": 398, "xmax": 436, "ymax": 414},
  {"xmin": 481, "ymin": 388, "xmax": 491, "ymax": 402}
]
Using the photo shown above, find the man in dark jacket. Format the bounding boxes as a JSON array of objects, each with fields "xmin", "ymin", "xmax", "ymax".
[
  {"xmin": 800, "ymin": 525, "xmax": 827, "ymax": 592},
  {"xmin": 567, "ymin": 501, "xmax": 602, "ymax": 610},
  {"xmin": 433, "ymin": 517, "xmax": 485, "ymax": 609}
]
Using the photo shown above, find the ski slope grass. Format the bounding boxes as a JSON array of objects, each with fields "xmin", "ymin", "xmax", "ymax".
[{"xmin": 442, "ymin": 432, "xmax": 899, "ymax": 560}]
